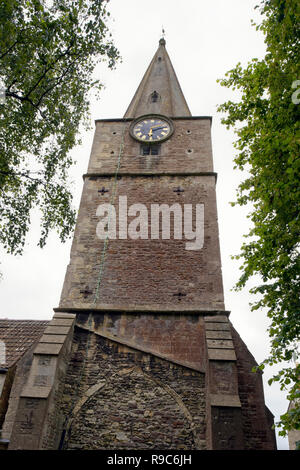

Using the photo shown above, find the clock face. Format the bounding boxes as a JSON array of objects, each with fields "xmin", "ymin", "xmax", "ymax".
[{"xmin": 131, "ymin": 116, "xmax": 173, "ymax": 143}]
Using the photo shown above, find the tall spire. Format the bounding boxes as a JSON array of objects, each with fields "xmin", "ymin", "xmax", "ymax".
[{"xmin": 124, "ymin": 38, "xmax": 191, "ymax": 118}]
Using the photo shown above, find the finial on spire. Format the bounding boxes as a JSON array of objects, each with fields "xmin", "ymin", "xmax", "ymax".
[{"xmin": 159, "ymin": 27, "xmax": 166, "ymax": 46}]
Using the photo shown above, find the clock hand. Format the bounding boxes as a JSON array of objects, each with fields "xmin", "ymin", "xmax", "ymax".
[{"xmin": 151, "ymin": 126, "xmax": 165, "ymax": 132}]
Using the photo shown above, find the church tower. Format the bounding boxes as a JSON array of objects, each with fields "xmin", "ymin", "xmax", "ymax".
[{"xmin": 6, "ymin": 39, "xmax": 276, "ymax": 450}]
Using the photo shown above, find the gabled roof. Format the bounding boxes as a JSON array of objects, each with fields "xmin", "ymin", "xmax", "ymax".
[{"xmin": 0, "ymin": 319, "xmax": 49, "ymax": 369}]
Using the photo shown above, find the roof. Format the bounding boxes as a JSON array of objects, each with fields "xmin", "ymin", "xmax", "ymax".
[
  {"xmin": 124, "ymin": 38, "xmax": 191, "ymax": 119},
  {"xmin": 0, "ymin": 319, "xmax": 49, "ymax": 369}
]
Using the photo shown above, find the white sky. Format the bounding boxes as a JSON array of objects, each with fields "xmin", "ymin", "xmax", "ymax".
[{"xmin": 0, "ymin": 0, "xmax": 291, "ymax": 449}]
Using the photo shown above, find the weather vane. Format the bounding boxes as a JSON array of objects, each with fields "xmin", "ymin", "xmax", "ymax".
[{"xmin": 162, "ymin": 26, "xmax": 166, "ymax": 38}]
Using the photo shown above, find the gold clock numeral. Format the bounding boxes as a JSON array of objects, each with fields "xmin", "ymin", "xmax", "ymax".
[
  {"xmin": 161, "ymin": 132, "xmax": 167, "ymax": 136},
  {"xmin": 136, "ymin": 132, "xmax": 142, "ymax": 137},
  {"xmin": 141, "ymin": 135, "xmax": 146, "ymax": 140}
]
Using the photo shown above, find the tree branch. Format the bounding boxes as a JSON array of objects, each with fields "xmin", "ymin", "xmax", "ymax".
[
  {"xmin": 5, "ymin": 91, "xmax": 47, "ymax": 118},
  {"xmin": 0, "ymin": 40, "xmax": 19, "ymax": 60},
  {"xmin": 24, "ymin": 41, "xmax": 76, "ymax": 100},
  {"xmin": 0, "ymin": 169, "xmax": 43, "ymax": 183},
  {"xmin": 35, "ymin": 55, "xmax": 81, "ymax": 108}
]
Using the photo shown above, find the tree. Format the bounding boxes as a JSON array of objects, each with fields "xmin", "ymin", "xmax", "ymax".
[
  {"xmin": 217, "ymin": 0, "xmax": 300, "ymax": 440},
  {"xmin": 0, "ymin": 0, "xmax": 120, "ymax": 255}
]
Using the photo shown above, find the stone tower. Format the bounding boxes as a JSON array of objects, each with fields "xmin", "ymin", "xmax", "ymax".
[{"xmin": 6, "ymin": 39, "xmax": 276, "ymax": 450}]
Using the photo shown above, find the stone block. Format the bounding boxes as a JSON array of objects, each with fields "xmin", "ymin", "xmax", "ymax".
[
  {"xmin": 48, "ymin": 318, "xmax": 74, "ymax": 327},
  {"xmin": 21, "ymin": 386, "xmax": 51, "ymax": 399},
  {"xmin": 34, "ymin": 343, "xmax": 63, "ymax": 356},
  {"xmin": 210, "ymin": 394, "xmax": 241, "ymax": 407},
  {"xmin": 53, "ymin": 313, "xmax": 76, "ymax": 319},
  {"xmin": 206, "ymin": 339, "xmax": 234, "ymax": 349},
  {"xmin": 208, "ymin": 349, "xmax": 236, "ymax": 361},
  {"xmin": 204, "ymin": 315, "xmax": 228, "ymax": 323},
  {"xmin": 44, "ymin": 325, "xmax": 72, "ymax": 335},
  {"xmin": 40, "ymin": 335, "xmax": 66, "ymax": 344},
  {"xmin": 205, "ymin": 330, "xmax": 232, "ymax": 340},
  {"xmin": 205, "ymin": 322, "xmax": 230, "ymax": 331}
]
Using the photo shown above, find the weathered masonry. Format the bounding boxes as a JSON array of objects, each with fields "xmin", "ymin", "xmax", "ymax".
[{"xmin": 1, "ymin": 38, "xmax": 276, "ymax": 450}]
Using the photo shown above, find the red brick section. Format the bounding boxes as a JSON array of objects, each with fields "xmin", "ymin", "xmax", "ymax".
[
  {"xmin": 230, "ymin": 324, "xmax": 277, "ymax": 449},
  {"xmin": 60, "ymin": 175, "xmax": 223, "ymax": 311},
  {"xmin": 76, "ymin": 312, "xmax": 207, "ymax": 372}
]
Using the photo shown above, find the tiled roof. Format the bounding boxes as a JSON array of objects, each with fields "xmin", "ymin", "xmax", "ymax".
[{"xmin": 0, "ymin": 319, "xmax": 49, "ymax": 368}]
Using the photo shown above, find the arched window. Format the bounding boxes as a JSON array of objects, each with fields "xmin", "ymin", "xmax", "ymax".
[{"xmin": 150, "ymin": 90, "xmax": 160, "ymax": 103}]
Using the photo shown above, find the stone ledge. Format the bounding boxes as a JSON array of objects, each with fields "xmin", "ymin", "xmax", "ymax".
[
  {"xmin": 208, "ymin": 349, "xmax": 236, "ymax": 361},
  {"xmin": 54, "ymin": 306, "xmax": 230, "ymax": 316},
  {"xmin": 94, "ymin": 116, "xmax": 212, "ymax": 123},
  {"xmin": 205, "ymin": 322, "xmax": 231, "ymax": 331},
  {"xmin": 83, "ymin": 171, "xmax": 218, "ymax": 179},
  {"xmin": 205, "ymin": 330, "xmax": 232, "ymax": 340},
  {"xmin": 44, "ymin": 325, "xmax": 72, "ymax": 335},
  {"xmin": 53, "ymin": 313, "xmax": 76, "ymax": 319},
  {"xmin": 21, "ymin": 386, "xmax": 51, "ymax": 399},
  {"xmin": 210, "ymin": 394, "xmax": 241, "ymax": 407},
  {"xmin": 34, "ymin": 343, "xmax": 63, "ymax": 355},
  {"xmin": 48, "ymin": 318, "xmax": 74, "ymax": 327},
  {"xmin": 40, "ymin": 334, "xmax": 67, "ymax": 344},
  {"xmin": 204, "ymin": 315, "xmax": 228, "ymax": 323},
  {"xmin": 206, "ymin": 339, "xmax": 234, "ymax": 350}
]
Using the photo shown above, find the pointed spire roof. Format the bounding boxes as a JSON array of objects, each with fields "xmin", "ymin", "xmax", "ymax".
[{"xmin": 124, "ymin": 38, "xmax": 191, "ymax": 118}]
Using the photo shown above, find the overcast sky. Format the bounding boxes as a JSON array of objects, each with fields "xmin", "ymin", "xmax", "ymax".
[{"xmin": 0, "ymin": 0, "xmax": 291, "ymax": 449}]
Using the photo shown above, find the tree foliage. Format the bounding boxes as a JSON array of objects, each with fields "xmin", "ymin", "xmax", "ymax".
[
  {"xmin": 218, "ymin": 0, "xmax": 300, "ymax": 438},
  {"xmin": 0, "ymin": 0, "xmax": 119, "ymax": 254}
]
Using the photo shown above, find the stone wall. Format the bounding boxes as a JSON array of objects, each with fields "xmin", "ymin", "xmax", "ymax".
[{"xmin": 59, "ymin": 325, "xmax": 207, "ymax": 450}]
